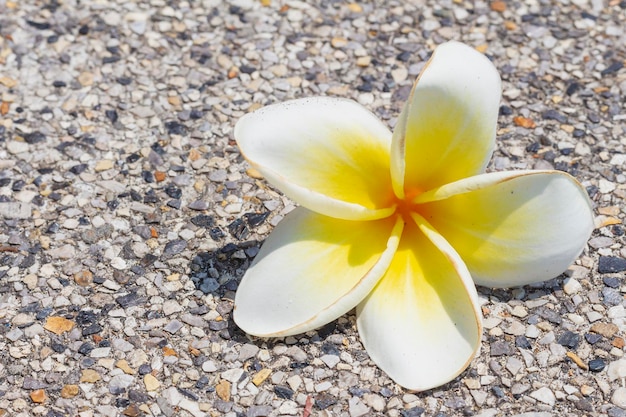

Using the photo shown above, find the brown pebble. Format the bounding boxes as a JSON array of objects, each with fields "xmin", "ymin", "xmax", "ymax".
[
  {"xmin": 80, "ymin": 369, "xmax": 101, "ymax": 383},
  {"xmin": 245, "ymin": 167, "xmax": 263, "ymax": 179},
  {"xmin": 590, "ymin": 322, "xmax": 619, "ymax": 338},
  {"xmin": 144, "ymin": 374, "xmax": 161, "ymax": 391},
  {"xmin": 513, "ymin": 116, "xmax": 536, "ymax": 129},
  {"xmin": 61, "ymin": 384, "xmax": 79, "ymax": 398},
  {"xmin": 44, "ymin": 316, "xmax": 75, "ymax": 335},
  {"xmin": 154, "ymin": 171, "xmax": 166, "ymax": 182},
  {"xmin": 167, "ymin": 96, "xmax": 181, "ymax": 106},
  {"xmin": 490, "ymin": 0, "xmax": 506, "ymax": 12},
  {"xmin": 598, "ymin": 206, "xmax": 621, "ymax": 216},
  {"xmin": 74, "ymin": 270, "xmax": 93, "ymax": 286},
  {"xmin": 613, "ymin": 337, "xmax": 625, "ymax": 348},
  {"xmin": 116, "ymin": 359, "xmax": 136, "ymax": 375},
  {"xmin": 163, "ymin": 346, "xmax": 177, "ymax": 356},
  {"xmin": 228, "ymin": 67, "xmax": 239, "ymax": 79},
  {"xmin": 216, "ymin": 380, "xmax": 231, "ymax": 401},
  {"xmin": 347, "ymin": 3, "xmax": 362, "ymax": 13},
  {"xmin": 475, "ymin": 44, "xmax": 488, "ymax": 54},
  {"xmin": 123, "ymin": 404, "xmax": 141, "ymax": 417},
  {"xmin": 30, "ymin": 389, "xmax": 46, "ymax": 403},
  {"xmin": 331, "ymin": 37, "xmax": 348, "ymax": 48},
  {"xmin": 566, "ymin": 351, "xmax": 588, "ymax": 370},
  {"xmin": 189, "ymin": 148, "xmax": 201, "ymax": 161},
  {"xmin": 504, "ymin": 20, "xmax": 517, "ymax": 30},
  {"xmin": 252, "ymin": 368, "xmax": 272, "ymax": 386}
]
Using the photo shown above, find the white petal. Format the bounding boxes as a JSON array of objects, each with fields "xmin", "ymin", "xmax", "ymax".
[
  {"xmin": 391, "ymin": 41, "xmax": 501, "ymax": 198},
  {"xmin": 234, "ymin": 208, "xmax": 403, "ymax": 337},
  {"xmin": 235, "ymin": 97, "xmax": 396, "ymax": 220},
  {"xmin": 357, "ymin": 215, "xmax": 482, "ymax": 391},
  {"xmin": 417, "ymin": 170, "xmax": 594, "ymax": 287}
]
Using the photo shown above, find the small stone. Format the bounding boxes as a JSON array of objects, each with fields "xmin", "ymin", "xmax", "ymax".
[
  {"xmin": 604, "ymin": 277, "xmax": 622, "ymax": 288},
  {"xmin": 7, "ymin": 140, "xmax": 29, "ymax": 154},
  {"xmin": 122, "ymin": 404, "xmax": 142, "ymax": 417},
  {"xmin": 464, "ymin": 378, "xmax": 481, "ymax": 389},
  {"xmin": 274, "ymin": 385, "xmax": 294, "ymax": 399},
  {"xmin": 44, "ymin": 316, "xmax": 75, "ymax": 335},
  {"xmin": 591, "ymin": 322, "xmax": 619, "ymax": 338},
  {"xmin": 0, "ymin": 202, "xmax": 31, "ymax": 219},
  {"xmin": 599, "ymin": 256, "xmax": 626, "ymax": 273},
  {"xmin": 238, "ymin": 343, "xmax": 259, "ymax": 361},
  {"xmin": 30, "ymin": 389, "xmax": 46, "ymax": 403},
  {"xmin": 490, "ymin": 1, "xmax": 506, "ymax": 12},
  {"xmin": 566, "ymin": 352, "xmax": 588, "ymax": 370},
  {"xmin": 216, "ymin": 380, "xmax": 230, "ymax": 401},
  {"xmin": 563, "ymin": 277, "xmax": 582, "ymax": 295},
  {"xmin": 252, "ymin": 368, "xmax": 271, "ymax": 386},
  {"xmin": 109, "ymin": 374, "xmax": 134, "ymax": 394},
  {"xmin": 144, "ymin": 374, "xmax": 160, "ymax": 391},
  {"xmin": 589, "ymin": 358, "xmax": 606, "ymax": 372},
  {"xmin": 162, "ymin": 240, "xmax": 186, "ymax": 259},
  {"xmin": 612, "ymin": 387, "xmax": 626, "ymax": 408},
  {"xmin": 602, "ymin": 287, "xmax": 623, "ymax": 305},
  {"xmin": 530, "ymin": 387, "xmax": 556, "ymax": 406},
  {"xmin": 511, "ymin": 383, "xmax": 530, "ymax": 395},
  {"xmin": 513, "ymin": 116, "xmax": 536, "ymax": 128},
  {"xmin": 208, "ymin": 170, "xmax": 227, "ymax": 182},
  {"xmin": 95, "ymin": 160, "xmax": 114, "ymax": 172},
  {"xmin": 61, "ymin": 385, "xmax": 79, "ymax": 398},
  {"xmin": 558, "ymin": 331, "xmax": 580, "ymax": 349},
  {"xmin": 490, "ymin": 341, "xmax": 515, "ymax": 356},
  {"xmin": 505, "ymin": 357, "xmax": 523, "ymax": 376},
  {"xmin": 80, "ymin": 369, "xmax": 101, "ymax": 383},
  {"xmin": 247, "ymin": 405, "xmax": 273, "ymax": 417},
  {"xmin": 331, "ymin": 37, "xmax": 348, "ymax": 48},
  {"xmin": 320, "ymin": 354, "xmax": 340, "ymax": 368},
  {"xmin": 116, "ymin": 360, "xmax": 136, "ymax": 375},
  {"xmin": 348, "ymin": 397, "xmax": 369, "ymax": 417},
  {"xmin": 608, "ymin": 359, "xmax": 626, "ymax": 381},
  {"xmin": 580, "ymin": 385, "xmax": 595, "ymax": 397},
  {"xmin": 74, "ymin": 270, "xmax": 93, "ymax": 286}
]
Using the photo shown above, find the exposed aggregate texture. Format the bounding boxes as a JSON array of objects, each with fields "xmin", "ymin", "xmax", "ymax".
[{"xmin": 0, "ymin": 0, "xmax": 626, "ymax": 416}]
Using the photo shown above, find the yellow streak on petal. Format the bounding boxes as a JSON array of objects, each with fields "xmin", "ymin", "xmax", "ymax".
[
  {"xmin": 235, "ymin": 97, "xmax": 396, "ymax": 220},
  {"xmin": 356, "ymin": 217, "xmax": 481, "ymax": 391},
  {"xmin": 234, "ymin": 209, "xmax": 403, "ymax": 337},
  {"xmin": 419, "ymin": 171, "xmax": 594, "ymax": 287}
]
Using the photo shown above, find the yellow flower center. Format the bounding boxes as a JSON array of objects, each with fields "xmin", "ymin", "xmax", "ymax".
[{"xmin": 394, "ymin": 188, "xmax": 423, "ymax": 223}]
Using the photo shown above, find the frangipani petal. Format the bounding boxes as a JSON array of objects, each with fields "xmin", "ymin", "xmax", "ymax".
[
  {"xmin": 235, "ymin": 97, "xmax": 396, "ymax": 220},
  {"xmin": 234, "ymin": 208, "xmax": 403, "ymax": 337},
  {"xmin": 356, "ymin": 215, "xmax": 482, "ymax": 391},
  {"xmin": 390, "ymin": 41, "xmax": 501, "ymax": 199},
  {"xmin": 417, "ymin": 171, "xmax": 594, "ymax": 287}
]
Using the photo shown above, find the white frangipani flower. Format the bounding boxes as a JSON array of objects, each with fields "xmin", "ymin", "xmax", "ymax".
[{"xmin": 232, "ymin": 41, "xmax": 594, "ymax": 391}]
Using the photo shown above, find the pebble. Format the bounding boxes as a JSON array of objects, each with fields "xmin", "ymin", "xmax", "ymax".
[
  {"xmin": 612, "ymin": 387, "xmax": 626, "ymax": 408},
  {"xmin": 491, "ymin": 341, "xmax": 515, "ymax": 356},
  {"xmin": 0, "ymin": 202, "xmax": 31, "ymax": 219},
  {"xmin": 530, "ymin": 387, "xmax": 556, "ymax": 406},
  {"xmin": 608, "ymin": 359, "xmax": 626, "ymax": 381},
  {"xmin": 0, "ymin": 1, "xmax": 622, "ymax": 415},
  {"xmin": 591, "ymin": 322, "xmax": 619, "ymax": 338},
  {"xmin": 563, "ymin": 277, "xmax": 582, "ymax": 294},
  {"xmin": 589, "ymin": 358, "xmax": 606, "ymax": 372},
  {"xmin": 558, "ymin": 331, "xmax": 580, "ymax": 349},
  {"xmin": 348, "ymin": 397, "xmax": 370, "ymax": 417},
  {"xmin": 599, "ymin": 256, "xmax": 626, "ymax": 273}
]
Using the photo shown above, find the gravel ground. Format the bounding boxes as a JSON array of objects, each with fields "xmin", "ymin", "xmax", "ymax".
[{"xmin": 1, "ymin": 0, "xmax": 626, "ymax": 416}]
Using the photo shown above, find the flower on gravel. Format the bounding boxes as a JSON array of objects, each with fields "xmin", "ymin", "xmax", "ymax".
[{"xmin": 232, "ymin": 41, "xmax": 594, "ymax": 390}]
